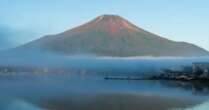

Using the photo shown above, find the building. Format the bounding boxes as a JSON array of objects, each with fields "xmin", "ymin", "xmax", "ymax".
[{"xmin": 193, "ymin": 62, "xmax": 209, "ymax": 74}]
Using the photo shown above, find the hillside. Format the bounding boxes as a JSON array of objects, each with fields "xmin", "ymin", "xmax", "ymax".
[{"xmin": 20, "ymin": 15, "xmax": 209, "ymax": 57}]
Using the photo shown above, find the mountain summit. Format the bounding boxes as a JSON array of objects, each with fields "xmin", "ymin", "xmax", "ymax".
[{"xmin": 21, "ymin": 15, "xmax": 209, "ymax": 57}]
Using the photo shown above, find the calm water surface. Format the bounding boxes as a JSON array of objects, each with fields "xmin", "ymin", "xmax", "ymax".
[{"xmin": 0, "ymin": 74, "xmax": 208, "ymax": 110}]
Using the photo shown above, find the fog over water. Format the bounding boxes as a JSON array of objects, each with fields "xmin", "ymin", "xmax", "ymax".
[
  {"xmin": 0, "ymin": 50, "xmax": 208, "ymax": 76},
  {"xmin": 0, "ymin": 50, "xmax": 209, "ymax": 110}
]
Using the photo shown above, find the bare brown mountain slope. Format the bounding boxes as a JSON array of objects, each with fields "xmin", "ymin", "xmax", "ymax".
[{"xmin": 19, "ymin": 15, "xmax": 209, "ymax": 57}]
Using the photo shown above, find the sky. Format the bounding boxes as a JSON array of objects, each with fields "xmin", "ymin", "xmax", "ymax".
[{"xmin": 0, "ymin": 0, "xmax": 209, "ymax": 50}]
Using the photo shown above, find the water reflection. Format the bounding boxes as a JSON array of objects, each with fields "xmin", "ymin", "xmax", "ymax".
[
  {"xmin": 0, "ymin": 75, "xmax": 207, "ymax": 110},
  {"xmin": 160, "ymin": 81, "xmax": 209, "ymax": 96},
  {"xmin": 177, "ymin": 101, "xmax": 209, "ymax": 110},
  {"xmin": 5, "ymin": 100, "xmax": 42, "ymax": 110}
]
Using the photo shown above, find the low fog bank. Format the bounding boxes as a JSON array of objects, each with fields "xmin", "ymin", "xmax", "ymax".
[{"xmin": 0, "ymin": 50, "xmax": 208, "ymax": 76}]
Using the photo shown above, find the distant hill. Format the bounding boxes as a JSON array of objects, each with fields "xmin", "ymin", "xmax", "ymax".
[{"xmin": 19, "ymin": 15, "xmax": 209, "ymax": 57}]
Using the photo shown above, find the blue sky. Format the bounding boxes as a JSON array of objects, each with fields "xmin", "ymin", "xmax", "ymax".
[{"xmin": 0, "ymin": 0, "xmax": 209, "ymax": 50}]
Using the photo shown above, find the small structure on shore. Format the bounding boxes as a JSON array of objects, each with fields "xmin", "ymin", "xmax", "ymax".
[
  {"xmin": 152, "ymin": 62, "xmax": 209, "ymax": 81},
  {"xmin": 103, "ymin": 62, "xmax": 209, "ymax": 82},
  {"xmin": 193, "ymin": 62, "xmax": 209, "ymax": 74}
]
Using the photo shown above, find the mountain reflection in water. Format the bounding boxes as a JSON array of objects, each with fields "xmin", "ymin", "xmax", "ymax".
[{"xmin": 0, "ymin": 75, "xmax": 207, "ymax": 110}]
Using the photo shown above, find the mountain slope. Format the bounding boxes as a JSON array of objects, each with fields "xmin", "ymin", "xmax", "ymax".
[{"xmin": 20, "ymin": 15, "xmax": 209, "ymax": 57}]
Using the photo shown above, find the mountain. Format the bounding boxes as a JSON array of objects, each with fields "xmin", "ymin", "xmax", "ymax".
[{"xmin": 20, "ymin": 15, "xmax": 209, "ymax": 57}]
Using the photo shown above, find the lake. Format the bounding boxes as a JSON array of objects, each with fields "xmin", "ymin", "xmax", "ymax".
[{"xmin": 0, "ymin": 74, "xmax": 209, "ymax": 110}]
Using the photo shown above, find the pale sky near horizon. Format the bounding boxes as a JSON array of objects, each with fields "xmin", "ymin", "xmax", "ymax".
[{"xmin": 0, "ymin": 0, "xmax": 209, "ymax": 50}]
